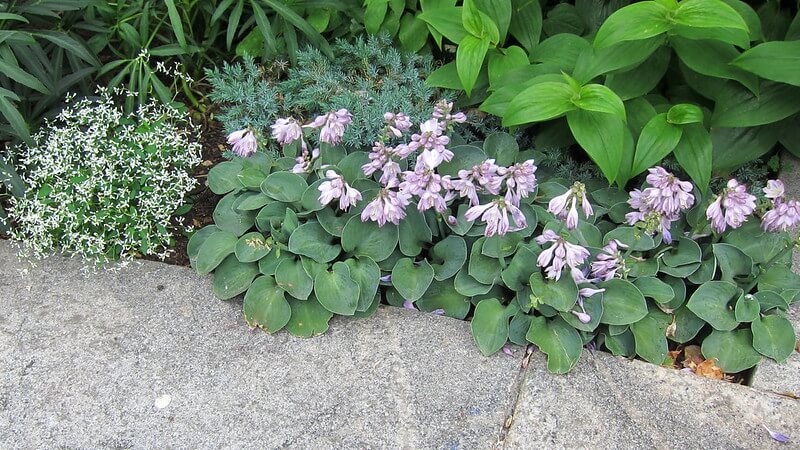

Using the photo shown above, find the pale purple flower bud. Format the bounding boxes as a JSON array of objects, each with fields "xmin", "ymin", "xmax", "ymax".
[
  {"xmin": 535, "ymin": 231, "xmax": 590, "ymax": 280},
  {"xmin": 706, "ymin": 179, "xmax": 756, "ymax": 233},
  {"xmin": 403, "ymin": 300, "xmax": 416, "ymax": 311},
  {"xmin": 227, "ymin": 128, "xmax": 257, "ymax": 157},
  {"xmin": 591, "ymin": 240, "xmax": 627, "ymax": 281},
  {"xmin": 292, "ymin": 147, "xmax": 319, "ymax": 173},
  {"xmin": 762, "ymin": 198, "xmax": 800, "ymax": 232},
  {"xmin": 502, "ymin": 345, "xmax": 514, "ymax": 356},
  {"xmin": 379, "ymin": 160, "xmax": 402, "ymax": 186},
  {"xmin": 431, "ymin": 308, "xmax": 446, "ymax": 315},
  {"xmin": 361, "ymin": 187, "xmax": 411, "ymax": 226},
  {"xmin": 464, "ymin": 196, "xmax": 526, "ymax": 237},
  {"xmin": 763, "ymin": 179, "xmax": 785, "ymax": 200},
  {"xmin": 503, "ymin": 159, "xmax": 538, "ymax": 205},
  {"xmin": 447, "ymin": 215, "xmax": 458, "ymax": 225},
  {"xmin": 641, "ymin": 167, "xmax": 695, "ymax": 215},
  {"xmin": 380, "ymin": 274, "xmax": 392, "ymax": 283},
  {"xmin": 548, "ymin": 182, "xmax": 592, "ymax": 228},
  {"xmin": 305, "ymin": 109, "xmax": 352, "ymax": 145},
  {"xmin": 763, "ymin": 425, "xmax": 790, "ymax": 443},
  {"xmin": 270, "ymin": 118, "xmax": 303, "ymax": 145},
  {"xmin": 579, "ymin": 287, "xmax": 605, "ymax": 298},
  {"xmin": 571, "ymin": 310, "xmax": 592, "ymax": 323}
]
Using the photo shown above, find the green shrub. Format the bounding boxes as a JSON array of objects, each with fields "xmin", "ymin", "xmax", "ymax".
[
  {"xmin": 8, "ymin": 89, "xmax": 202, "ymax": 265},
  {"xmin": 207, "ymin": 34, "xmax": 441, "ymax": 154}
]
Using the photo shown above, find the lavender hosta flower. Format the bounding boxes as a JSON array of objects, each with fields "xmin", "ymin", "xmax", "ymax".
[
  {"xmin": 292, "ymin": 147, "xmax": 320, "ymax": 173},
  {"xmin": 548, "ymin": 182, "xmax": 593, "ymax": 230},
  {"xmin": 305, "ymin": 109, "xmax": 352, "ymax": 145},
  {"xmin": 410, "ymin": 118, "xmax": 452, "ymax": 169},
  {"xmin": 318, "ymin": 170, "xmax": 362, "ymax": 211},
  {"xmin": 706, "ymin": 179, "xmax": 757, "ymax": 234},
  {"xmin": 501, "ymin": 160, "xmax": 538, "ymax": 205},
  {"xmin": 464, "ymin": 195, "xmax": 527, "ymax": 237},
  {"xmin": 502, "ymin": 345, "xmax": 514, "ymax": 356},
  {"xmin": 226, "ymin": 128, "xmax": 257, "ymax": 157},
  {"xmin": 763, "ymin": 179, "xmax": 785, "ymax": 200},
  {"xmin": 534, "ymin": 230, "xmax": 590, "ymax": 280},
  {"xmin": 453, "ymin": 159, "xmax": 503, "ymax": 206},
  {"xmin": 362, "ymin": 141, "xmax": 393, "ymax": 177},
  {"xmin": 403, "ymin": 300, "xmax": 417, "ymax": 311},
  {"xmin": 384, "ymin": 112, "xmax": 412, "ymax": 137},
  {"xmin": 571, "ymin": 310, "xmax": 592, "ymax": 324},
  {"xmin": 432, "ymin": 100, "xmax": 467, "ymax": 124},
  {"xmin": 762, "ymin": 198, "xmax": 800, "ymax": 232},
  {"xmin": 399, "ymin": 166, "xmax": 452, "ymax": 213},
  {"xmin": 270, "ymin": 118, "xmax": 303, "ymax": 146},
  {"xmin": 431, "ymin": 308, "xmax": 446, "ymax": 316},
  {"xmin": 640, "ymin": 167, "xmax": 695, "ymax": 215},
  {"xmin": 591, "ymin": 239, "xmax": 627, "ymax": 281},
  {"xmin": 762, "ymin": 424, "xmax": 790, "ymax": 443},
  {"xmin": 360, "ymin": 185, "xmax": 411, "ymax": 226}
]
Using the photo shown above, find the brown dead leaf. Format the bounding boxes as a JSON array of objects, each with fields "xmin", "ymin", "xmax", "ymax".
[
  {"xmin": 201, "ymin": 160, "xmax": 214, "ymax": 167},
  {"xmin": 693, "ymin": 358, "xmax": 724, "ymax": 380},
  {"xmin": 682, "ymin": 345, "xmax": 704, "ymax": 368}
]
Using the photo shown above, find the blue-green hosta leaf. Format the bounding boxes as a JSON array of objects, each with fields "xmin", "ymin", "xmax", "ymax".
[
  {"xmin": 212, "ymin": 255, "xmax": 259, "ymax": 300},
  {"xmin": 285, "ymin": 296, "xmax": 333, "ymax": 337},
  {"xmin": 598, "ymin": 279, "xmax": 648, "ymax": 325},
  {"xmin": 634, "ymin": 277, "xmax": 675, "ymax": 304},
  {"xmin": 187, "ymin": 225, "xmax": 220, "ymax": 267},
  {"xmin": 244, "ymin": 276, "xmax": 291, "ymax": 333},
  {"xmin": 392, "ymin": 258, "xmax": 435, "ymax": 302},
  {"xmin": 341, "ymin": 215, "xmax": 399, "ymax": 262},
  {"xmin": 661, "ymin": 237, "xmax": 702, "ymax": 267},
  {"xmin": 431, "ymin": 235, "xmax": 468, "ymax": 281},
  {"xmin": 234, "ymin": 231, "xmax": 271, "ymax": 263},
  {"xmin": 314, "ymin": 262, "xmax": 360, "ymax": 316},
  {"xmin": 712, "ymin": 243, "xmax": 753, "ymax": 282},
  {"xmin": 261, "ymin": 171, "xmax": 308, "ymax": 202},
  {"xmin": 630, "ymin": 307, "xmax": 671, "ymax": 365},
  {"xmin": 701, "ymin": 329, "xmax": 762, "ymax": 373},
  {"xmin": 471, "ymin": 298, "xmax": 515, "ymax": 356},
  {"xmin": 468, "ymin": 237, "xmax": 502, "ymax": 285},
  {"xmin": 288, "ymin": 222, "xmax": 341, "ymax": 263},
  {"xmin": 686, "ymin": 281, "xmax": 740, "ymax": 331},
  {"xmin": 399, "ymin": 204, "xmax": 433, "ymax": 257},
  {"xmin": 526, "ymin": 316, "xmax": 583, "ymax": 374},
  {"xmin": 751, "ymin": 315, "xmax": 797, "ymax": 362},
  {"xmin": 213, "ymin": 192, "xmax": 257, "ymax": 236},
  {"xmin": 417, "ymin": 278, "xmax": 471, "ymax": 319},
  {"xmin": 194, "ymin": 230, "xmax": 238, "ymax": 275},
  {"xmin": 529, "ymin": 272, "xmax": 578, "ymax": 312},
  {"xmin": 734, "ymin": 293, "xmax": 760, "ymax": 323},
  {"xmin": 274, "ymin": 257, "xmax": 313, "ymax": 300},
  {"xmin": 344, "ymin": 257, "xmax": 381, "ymax": 312},
  {"xmin": 670, "ymin": 306, "xmax": 705, "ymax": 344}
]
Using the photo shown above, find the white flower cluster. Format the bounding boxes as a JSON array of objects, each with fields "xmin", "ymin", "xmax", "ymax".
[{"xmin": 8, "ymin": 88, "xmax": 202, "ymax": 265}]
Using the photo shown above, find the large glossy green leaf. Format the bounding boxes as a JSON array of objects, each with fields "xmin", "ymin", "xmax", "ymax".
[
  {"xmin": 417, "ymin": 278, "xmax": 471, "ymax": 319},
  {"xmin": 673, "ymin": 123, "xmax": 712, "ymax": 192},
  {"xmin": 566, "ymin": 109, "xmax": 624, "ymax": 184},
  {"xmin": 710, "ymin": 124, "xmax": 780, "ymax": 171},
  {"xmin": 701, "ymin": 329, "xmax": 761, "ymax": 373},
  {"xmin": 526, "ymin": 316, "xmax": 583, "ymax": 374},
  {"xmin": 471, "ymin": 298, "xmax": 514, "ymax": 356},
  {"xmin": 314, "ymin": 262, "xmax": 359, "ymax": 315},
  {"xmin": 418, "ymin": 6, "xmax": 468, "ymax": 43},
  {"xmin": 751, "ymin": 315, "xmax": 797, "ymax": 362},
  {"xmin": 631, "ymin": 113, "xmax": 682, "ymax": 177},
  {"xmin": 671, "ymin": 37, "xmax": 757, "ymax": 94},
  {"xmin": 508, "ymin": 0, "xmax": 542, "ymax": 53},
  {"xmin": 344, "ymin": 257, "xmax": 380, "ymax": 312},
  {"xmin": 573, "ymin": 84, "xmax": 626, "ymax": 121},
  {"xmin": 261, "ymin": 172, "xmax": 308, "ymax": 203},
  {"xmin": 605, "ymin": 47, "xmax": 671, "ymax": 101},
  {"xmin": 503, "ymin": 81, "xmax": 577, "ymax": 126},
  {"xmin": 430, "ymin": 235, "xmax": 468, "ymax": 281},
  {"xmin": 474, "ymin": 0, "xmax": 511, "ymax": 42},
  {"xmin": 457, "ymin": 35, "xmax": 490, "ymax": 96},
  {"xmin": 398, "ymin": 12, "xmax": 429, "ymax": 53},
  {"xmin": 733, "ymin": 41, "xmax": 800, "ymax": 87},
  {"xmin": 711, "ymin": 82, "xmax": 800, "ymax": 128},
  {"xmin": 593, "ymin": 2, "xmax": 672, "ymax": 49},
  {"xmin": 244, "ymin": 276, "xmax": 291, "ymax": 333},
  {"xmin": 672, "ymin": 0, "xmax": 749, "ymax": 47},
  {"xmin": 530, "ymin": 33, "xmax": 590, "ymax": 72},
  {"xmin": 487, "ymin": 46, "xmax": 529, "ymax": 85},
  {"xmin": 574, "ymin": 36, "xmax": 665, "ymax": 83}
]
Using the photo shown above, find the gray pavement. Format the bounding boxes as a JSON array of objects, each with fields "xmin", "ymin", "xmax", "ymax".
[{"xmin": 1, "ymin": 239, "xmax": 799, "ymax": 449}]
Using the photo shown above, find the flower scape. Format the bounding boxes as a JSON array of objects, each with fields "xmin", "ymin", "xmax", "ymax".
[{"xmin": 193, "ymin": 103, "xmax": 800, "ymax": 374}]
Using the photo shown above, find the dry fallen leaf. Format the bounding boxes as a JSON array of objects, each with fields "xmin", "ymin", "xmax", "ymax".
[
  {"xmin": 682, "ymin": 345, "xmax": 704, "ymax": 367},
  {"xmin": 201, "ymin": 160, "xmax": 214, "ymax": 167},
  {"xmin": 693, "ymin": 358, "xmax": 724, "ymax": 380}
]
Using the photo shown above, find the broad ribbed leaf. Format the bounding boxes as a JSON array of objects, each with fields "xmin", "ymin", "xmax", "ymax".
[
  {"xmin": 593, "ymin": 2, "xmax": 672, "ymax": 49},
  {"xmin": 566, "ymin": 109, "xmax": 624, "ymax": 183},
  {"xmin": 503, "ymin": 81, "xmax": 577, "ymax": 126},
  {"xmin": 457, "ymin": 35, "xmax": 490, "ymax": 96},
  {"xmin": 733, "ymin": 41, "xmax": 800, "ymax": 87}
]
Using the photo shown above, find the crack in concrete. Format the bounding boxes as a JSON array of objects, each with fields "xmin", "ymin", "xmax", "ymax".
[{"xmin": 496, "ymin": 354, "xmax": 531, "ymax": 449}]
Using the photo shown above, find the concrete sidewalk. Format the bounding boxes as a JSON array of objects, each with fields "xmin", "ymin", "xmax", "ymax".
[{"xmin": 1, "ymin": 239, "xmax": 798, "ymax": 449}]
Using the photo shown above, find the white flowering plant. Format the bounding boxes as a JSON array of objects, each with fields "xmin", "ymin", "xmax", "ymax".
[
  {"xmin": 8, "ymin": 90, "xmax": 202, "ymax": 265},
  {"xmin": 192, "ymin": 101, "xmax": 798, "ymax": 374}
]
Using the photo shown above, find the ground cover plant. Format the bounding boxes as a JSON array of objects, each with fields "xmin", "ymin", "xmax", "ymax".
[
  {"xmin": 7, "ymin": 88, "xmax": 202, "ymax": 265},
  {"xmin": 206, "ymin": 34, "xmax": 439, "ymax": 155},
  {"xmin": 190, "ymin": 105, "xmax": 799, "ymax": 374}
]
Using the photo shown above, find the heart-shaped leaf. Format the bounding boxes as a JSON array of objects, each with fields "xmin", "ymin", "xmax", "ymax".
[
  {"xmin": 530, "ymin": 271, "xmax": 578, "ymax": 312},
  {"xmin": 599, "ymin": 279, "xmax": 648, "ymax": 325},
  {"xmin": 431, "ymin": 235, "xmax": 468, "ymax": 281},
  {"xmin": 285, "ymin": 296, "xmax": 333, "ymax": 337},
  {"xmin": 526, "ymin": 316, "xmax": 583, "ymax": 374},
  {"xmin": 314, "ymin": 262, "xmax": 360, "ymax": 315},
  {"xmin": 244, "ymin": 276, "xmax": 291, "ymax": 333},
  {"xmin": 751, "ymin": 315, "xmax": 797, "ymax": 362},
  {"xmin": 392, "ymin": 258, "xmax": 435, "ymax": 302},
  {"xmin": 686, "ymin": 281, "xmax": 740, "ymax": 331},
  {"xmin": 212, "ymin": 255, "xmax": 259, "ymax": 300},
  {"xmin": 341, "ymin": 215, "xmax": 399, "ymax": 262},
  {"xmin": 344, "ymin": 257, "xmax": 381, "ymax": 312},
  {"xmin": 288, "ymin": 221, "xmax": 341, "ymax": 263},
  {"xmin": 471, "ymin": 298, "xmax": 514, "ymax": 356},
  {"xmin": 275, "ymin": 257, "xmax": 313, "ymax": 300},
  {"xmin": 702, "ymin": 329, "xmax": 762, "ymax": 373}
]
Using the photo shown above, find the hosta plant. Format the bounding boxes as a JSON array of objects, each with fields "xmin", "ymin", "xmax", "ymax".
[
  {"xmin": 191, "ymin": 104, "xmax": 798, "ymax": 374},
  {"xmin": 8, "ymin": 89, "xmax": 202, "ymax": 265}
]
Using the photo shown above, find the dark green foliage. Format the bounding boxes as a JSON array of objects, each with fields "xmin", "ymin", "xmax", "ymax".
[{"xmin": 207, "ymin": 34, "xmax": 440, "ymax": 152}]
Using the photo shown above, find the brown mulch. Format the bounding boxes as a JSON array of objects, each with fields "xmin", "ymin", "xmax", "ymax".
[{"xmin": 142, "ymin": 114, "xmax": 227, "ymax": 267}]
